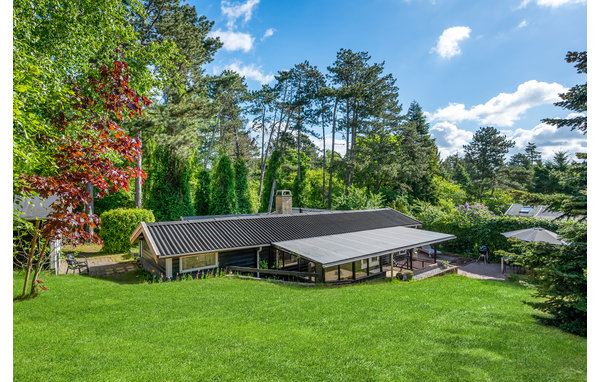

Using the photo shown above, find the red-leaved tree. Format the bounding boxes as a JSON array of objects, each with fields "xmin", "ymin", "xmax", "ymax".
[{"xmin": 18, "ymin": 58, "xmax": 150, "ymax": 296}]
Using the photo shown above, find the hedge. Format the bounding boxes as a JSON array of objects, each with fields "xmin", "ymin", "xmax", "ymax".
[
  {"xmin": 100, "ymin": 208, "xmax": 155, "ymax": 253},
  {"xmin": 413, "ymin": 204, "xmax": 563, "ymax": 260}
]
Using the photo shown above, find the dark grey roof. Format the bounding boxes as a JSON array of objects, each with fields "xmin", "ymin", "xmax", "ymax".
[
  {"xmin": 180, "ymin": 207, "xmax": 329, "ymax": 221},
  {"xmin": 504, "ymin": 204, "xmax": 563, "ymax": 219},
  {"xmin": 273, "ymin": 226, "xmax": 455, "ymax": 267},
  {"xmin": 134, "ymin": 208, "xmax": 422, "ymax": 258}
]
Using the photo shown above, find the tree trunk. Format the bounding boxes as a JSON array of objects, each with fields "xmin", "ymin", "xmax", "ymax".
[
  {"xmin": 328, "ymin": 98, "xmax": 339, "ymax": 209},
  {"xmin": 30, "ymin": 239, "xmax": 49, "ymax": 295},
  {"xmin": 85, "ymin": 183, "xmax": 94, "ymax": 238},
  {"xmin": 321, "ymin": 110, "xmax": 326, "ymax": 205},
  {"xmin": 134, "ymin": 130, "xmax": 142, "ymax": 208},
  {"xmin": 344, "ymin": 100, "xmax": 351, "ymax": 195},
  {"xmin": 258, "ymin": 120, "xmax": 276, "ymax": 204},
  {"xmin": 22, "ymin": 219, "xmax": 41, "ymax": 297},
  {"xmin": 347, "ymin": 102, "xmax": 358, "ymax": 192},
  {"xmin": 267, "ymin": 178, "xmax": 277, "ymax": 213},
  {"xmin": 204, "ymin": 115, "xmax": 220, "ymax": 169}
]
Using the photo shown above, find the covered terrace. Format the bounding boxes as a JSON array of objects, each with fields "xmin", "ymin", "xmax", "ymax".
[{"xmin": 271, "ymin": 226, "xmax": 455, "ymax": 283}]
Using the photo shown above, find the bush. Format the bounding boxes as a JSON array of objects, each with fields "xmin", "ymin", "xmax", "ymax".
[
  {"xmin": 412, "ymin": 202, "xmax": 562, "ymax": 260},
  {"xmin": 100, "ymin": 208, "xmax": 155, "ymax": 253}
]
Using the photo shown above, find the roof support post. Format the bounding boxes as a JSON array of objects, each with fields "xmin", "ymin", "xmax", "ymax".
[
  {"xmin": 390, "ymin": 253, "xmax": 394, "ymax": 279},
  {"xmin": 315, "ymin": 263, "xmax": 324, "ymax": 283},
  {"xmin": 379, "ymin": 255, "xmax": 383, "ymax": 273},
  {"xmin": 366, "ymin": 258, "xmax": 370, "ymax": 276},
  {"xmin": 352, "ymin": 261, "xmax": 356, "ymax": 280},
  {"xmin": 337, "ymin": 265, "xmax": 341, "ymax": 281},
  {"xmin": 409, "ymin": 249, "xmax": 413, "ymax": 270},
  {"xmin": 433, "ymin": 243, "xmax": 438, "ymax": 263}
]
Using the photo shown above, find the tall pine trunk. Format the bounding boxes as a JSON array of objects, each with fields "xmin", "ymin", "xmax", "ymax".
[
  {"xmin": 328, "ymin": 98, "xmax": 339, "ymax": 209},
  {"xmin": 321, "ymin": 111, "xmax": 326, "ymax": 205}
]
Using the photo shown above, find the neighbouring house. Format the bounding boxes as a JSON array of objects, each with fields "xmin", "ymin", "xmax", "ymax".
[
  {"xmin": 13, "ymin": 195, "xmax": 62, "ymax": 274},
  {"xmin": 504, "ymin": 204, "xmax": 564, "ymax": 220},
  {"xmin": 130, "ymin": 192, "xmax": 455, "ymax": 284}
]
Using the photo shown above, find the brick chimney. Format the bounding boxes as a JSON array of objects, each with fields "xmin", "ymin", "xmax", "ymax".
[{"xmin": 275, "ymin": 190, "xmax": 292, "ymax": 214}]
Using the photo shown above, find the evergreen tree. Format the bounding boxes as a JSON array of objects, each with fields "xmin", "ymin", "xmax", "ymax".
[
  {"xmin": 553, "ymin": 151, "xmax": 569, "ymax": 172},
  {"xmin": 147, "ymin": 145, "xmax": 195, "ymax": 221},
  {"xmin": 260, "ymin": 150, "xmax": 282, "ymax": 212},
  {"xmin": 525, "ymin": 142, "xmax": 541, "ymax": 166},
  {"xmin": 233, "ymin": 157, "xmax": 252, "ymax": 214},
  {"xmin": 542, "ymin": 51, "xmax": 587, "ymax": 134},
  {"xmin": 193, "ymin": 169, "xmax": 211, "ymax": 215},
  {"xmin": 463, "ymin": 126, "xmax": 515, "ymax": 197},
  {"xmin": 210, "ymin": 155, "xmax": 237, "ymax": 215}
]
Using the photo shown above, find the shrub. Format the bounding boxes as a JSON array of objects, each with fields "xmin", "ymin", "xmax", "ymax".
[
  {"xmin": 498, "ymin": 222, "xmax": 587, "ymax": 336},
  {"xmin": 100, "ymin": 208, "xmax": 155, "ymax": 253}
]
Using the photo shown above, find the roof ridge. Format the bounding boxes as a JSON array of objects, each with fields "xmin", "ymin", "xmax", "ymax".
[{"xmin": 148, "ymin": 207, "xmax": 410, "ymax": 227}]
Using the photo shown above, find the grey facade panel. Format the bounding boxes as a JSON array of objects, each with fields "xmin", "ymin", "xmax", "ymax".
[{"xmin": 144, "ymin": 208, "xmax": 421, "ymax": 258}]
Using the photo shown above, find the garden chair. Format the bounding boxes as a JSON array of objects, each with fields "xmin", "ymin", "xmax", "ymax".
[{"xmin": 65, "ymin": 253, "xmax": 89, "ymax": 274}]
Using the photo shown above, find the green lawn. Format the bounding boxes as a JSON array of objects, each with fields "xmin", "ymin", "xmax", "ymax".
[{"xmin": 13, "ymin": 273, "xmax": 586, "ymax": 381}]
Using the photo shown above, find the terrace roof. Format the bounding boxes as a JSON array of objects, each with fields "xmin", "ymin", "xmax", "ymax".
[{"xmin": 272, "ymin": 226, "xmax": 455, "ymax": 267}]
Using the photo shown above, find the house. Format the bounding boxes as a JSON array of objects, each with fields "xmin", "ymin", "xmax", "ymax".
[
  {"xmin": 130, "ymin": 192, "xmax": 455, "ymax": 284},
  {"xmin": 504, "ymin": 204, "xmax": 563, "ymax": 220},
  {"xmin": 13, "ymin": 195, "xmax": 62, "ymax": 274}
]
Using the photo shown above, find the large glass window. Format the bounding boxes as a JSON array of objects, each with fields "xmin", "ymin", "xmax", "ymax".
[{"xmin": 180, "ymin": 252, "xmax": 218, "ymax": 272}]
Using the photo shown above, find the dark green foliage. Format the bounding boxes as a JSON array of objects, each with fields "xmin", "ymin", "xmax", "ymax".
[
  {"xmin": 146, "ymin": 145, "xmax": 195, "ymax": 221},
  {"xmin": 233, "ymin": 157, "xmax": 252, "ymax": 214},
  {"xmin": 193, "ymin": 169, "xmax": 211, "ymax": 215},
  {"xmin": 464, "ymin": 126, "xmax": 515, "ymax": 197},
  {"xmin": 542, "ymin": 51, "xmax": 587, "ymax": 134},
  {"xmin": 498, "ymin": 222, "xmax": 587, "ymax": 336},
  {"xmin": 94, "ymin": 190, "xmax": 135, "ymax": 217},
  {"xmin": 210, "ymin": 155, "xmax": 237, "ymax": 215},
  {"xmin": 99, "ymin": 209, "xmax": 155, "ymax": 253},
  {"xmin": 413, "ymin": 203, "xmax": 562, "ymax": 259},
  {"xmin": 259, "ymin": 150, "xmax": 282, "ymax": 212}
]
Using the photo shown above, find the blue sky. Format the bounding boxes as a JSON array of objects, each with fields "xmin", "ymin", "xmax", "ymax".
[{"xmin": 190, "ymin": 0, "xmax": 587, "ymax": 160}]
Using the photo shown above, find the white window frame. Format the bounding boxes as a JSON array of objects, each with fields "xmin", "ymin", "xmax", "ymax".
[{"xmin": 179, "ymin": 252, "xmax": 219, "ymax": 273}]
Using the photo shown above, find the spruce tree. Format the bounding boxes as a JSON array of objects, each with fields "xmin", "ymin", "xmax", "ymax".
[
  {"xmin": 193, "ymin": 169, "xmax": 211, "ymax": 215},
  {"xmin": 233, "ymin": 157, "xmax": 252, "ymax": 214},
  {"xmin": 210, "ymin": 155, "xmax": 237, "ymax": 215}
]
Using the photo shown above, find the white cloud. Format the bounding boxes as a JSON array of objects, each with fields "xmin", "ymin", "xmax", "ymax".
[
  {"xmin": 430, "ymin": 122, "xmax": 473, "ymax": 158},
  {"xmin": 428, "ymin": 80, "xmax": 567, "ymax": 127},
  {"xmin": 519, "ymin": 0, "xmax": 585, "ymax": 8},
  {"xmin": 431, "ymin": 26, "xmax": 471, "ymax": 59},
  {"xmin": 507, "ymin": 121, "xmax": 587, "ymax": 159},
  {"xmin": 208, "ymin": 29, "xmax": 254, "ymax": 52},
  {"xmin": 221, "ymin": 0, "xmax": 260, "ymax": 28},
  {"xmin": 261, "ymin": 28, "xmax": 275, "ymax": 41},
  {"xmin": 309, "ymin": 134, "xmax": 348, "ymax": 157},
  {"xmin": 517, "ymin": 19, "xmax": 528, "ymax": 29},
  {"xmin": 224, "ymin": 61, "xmax": 274, "ymax": 84}
]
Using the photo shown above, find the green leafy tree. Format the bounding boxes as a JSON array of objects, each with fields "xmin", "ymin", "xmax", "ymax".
[
  {"xmin": 464, "ymin": 126, "xmax": 515, "ymax": 197},
  {"xmin": 234, "ymin": 157, "xmax": 252, "ymax": 214},
  {"xmin": 333, "ymin": 186, "xmax": 384, "ymax": 210},
  {"xmin": 211, "ymin": 155, "xmax": 237, "ymax": 215},
  {"xmin": 193, "ymin": 169, "xmax": 211, "ymax": 215}
]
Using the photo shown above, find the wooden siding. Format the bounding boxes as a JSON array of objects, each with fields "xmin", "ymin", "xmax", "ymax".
[
  {"xmin": 141, "ymin": 240, "xmax": 164, "ymax": 272},
  {"xmin": 219, "ymin": 248, "xmax": 257, "ymax": 268}
]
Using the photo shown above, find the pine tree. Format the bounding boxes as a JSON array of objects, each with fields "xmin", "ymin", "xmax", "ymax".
[
  {"xmin": 193, "ymin": 169, "xmax": 211, "ymax": 215},
  {"xmin": 210, "ymin": 155, "xmax": 237, "ymax": 215},
  {"xmin": 233, "ymin": 157, "xmax": 252, "ymax": 214},
  {"xmin": 525, "ymin": 142, "xmax": 541, "ymax": 166}
]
